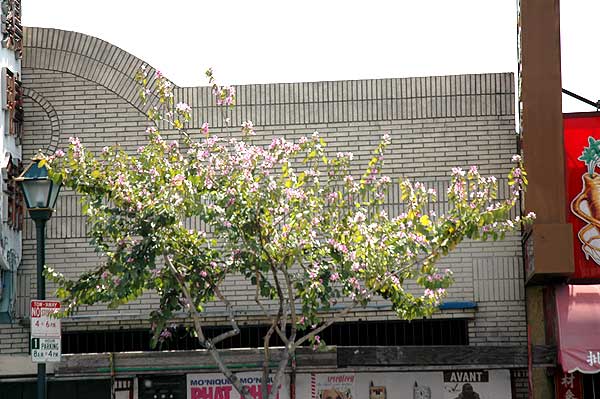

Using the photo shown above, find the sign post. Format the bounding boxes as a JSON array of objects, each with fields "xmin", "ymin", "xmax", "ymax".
[{"xmin": 30, "ymin": 300, "xmax": 61, "ymax": 363}]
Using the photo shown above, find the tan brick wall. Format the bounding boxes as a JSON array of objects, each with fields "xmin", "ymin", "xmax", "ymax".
[{"xmin": 0, "ymin": 27, "xmax": 526, "ymax": 357}]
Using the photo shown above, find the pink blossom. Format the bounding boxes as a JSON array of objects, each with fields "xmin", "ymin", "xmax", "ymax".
[
  {"xmin": 175, "ymin": 102, "xmax": 191, "ymax": 114},
  {"xmin": 201, "ymin": 122, "xmax": 209, "ymax": 135},
  {"xmin": 285, "ymin": 188, "xmax": 306, "ymax": 201},
  {"xmin": 171, "ymin": 174, "xmax": 185, "ymax": 186},
  {"xmin": 241, "ymin": 120, "xmax": 255, "ymax": 136},
  {"xmin": 159, "ymin": 329, "xmax": 171, "ymax": 340},
  {"xmin": 451, "ymin": 167, "xmax": 465, "ymax": 177}
]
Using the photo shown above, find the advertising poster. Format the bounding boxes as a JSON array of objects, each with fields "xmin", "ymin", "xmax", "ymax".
[
  {"xmin": 295, "ymin": 370, "xmax": 511, "ymax": 399},
  {"xmin": 310, "ymin": 373, "xmax": 356, "ymax": 399},
  {"xmin": 564, "ymin": 112, "xmax": 600, "ymax": 280},
  {"xmin": 187, "ymin": 372, "xmax": 289, "ymax": 399}
]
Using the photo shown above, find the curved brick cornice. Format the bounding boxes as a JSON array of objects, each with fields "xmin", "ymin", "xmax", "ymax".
[
  {"xmin": 22, "ymin": 27, "xmax": 516, "ymax": 130},
  {"xmin": 23, "ymin": 27, "xmax": 163, "ymax": 115},
  {"xmin": 23, "ymin": 87, "xmax": 60, "ymax": 154}
]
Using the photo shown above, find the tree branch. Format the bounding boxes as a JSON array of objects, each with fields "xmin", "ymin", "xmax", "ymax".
[
  {"xmin": 211, "ymin": 285, "xmax": 241, "ymax": 345},
  {"xmin": 254, "ymin": 272, "xmax": 290, "ymax": 346},
  {"xmin": 281, "ymin": 267, "xmax": 297, "ymax": 342},
  {"xmin": 262, "ymin": 322, "xmax": 276, "ymax": 399},
  {"xmin": 164, "ymin": 254, "xmax": 250, "ymax": 399},
  {"xmin": 294, "ymin": 302, "xmax": 360, "ymax": 348}
]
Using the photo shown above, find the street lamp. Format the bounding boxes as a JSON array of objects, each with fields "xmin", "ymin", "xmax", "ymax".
[{"xmin": 15, "ymin": 154, "xmax": 61, "ymax": 399}]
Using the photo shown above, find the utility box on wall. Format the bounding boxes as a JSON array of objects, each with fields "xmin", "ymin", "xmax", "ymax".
[{"xmin": 524, "ymin": 224, "xmax": 574, "ymax": 284}]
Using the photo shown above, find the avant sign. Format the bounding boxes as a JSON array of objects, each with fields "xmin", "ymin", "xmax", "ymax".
[{"xmin": 30, "ymin": 300, "xmax": 61, "ymax": 363}]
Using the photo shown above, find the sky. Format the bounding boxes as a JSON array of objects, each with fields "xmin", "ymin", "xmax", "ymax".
[{"xmin": 21, "ymin": 0, "xmax": 600, "ymax": 113}]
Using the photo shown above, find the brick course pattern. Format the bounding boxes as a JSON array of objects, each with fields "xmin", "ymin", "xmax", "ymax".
[{"xmin": 0, "ymin": 28, "xmax": 526, "ymax": 359}]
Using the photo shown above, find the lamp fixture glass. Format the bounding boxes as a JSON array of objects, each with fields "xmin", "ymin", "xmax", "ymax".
[{"xmin": 15, "ymin": 155, "xmax": 62, "ymax": 211}]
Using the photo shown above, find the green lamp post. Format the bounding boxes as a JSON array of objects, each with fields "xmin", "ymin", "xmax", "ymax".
[{"xmin": 15, "ymin": 155, "xmax": 61, "ymax": 399}]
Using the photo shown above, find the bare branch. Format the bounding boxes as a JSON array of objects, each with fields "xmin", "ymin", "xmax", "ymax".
[
  {"xmin": 294, "ymin": 302, "xmax": 360, "ymax": 348},
  {"xmin": 211, "ymin": 285, "xmax": 241, "ymax": 345},
  {"xmin": 165, "ymin": 255, "xmax": 206, "ymax": 344}
]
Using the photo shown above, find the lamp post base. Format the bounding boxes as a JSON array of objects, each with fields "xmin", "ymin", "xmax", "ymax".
[{"xmin": 37, "ymin": 363, "xmax": 46, "ymax": 399}]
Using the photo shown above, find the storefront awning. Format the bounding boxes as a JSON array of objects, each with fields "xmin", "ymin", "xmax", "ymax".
[{"xmin": 555, "ymin": 284, "xmax": 600, "ymax": 374}]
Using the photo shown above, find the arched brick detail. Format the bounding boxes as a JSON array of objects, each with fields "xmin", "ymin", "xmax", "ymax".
[
  {"xmin": 23, "ymin": 27, "xmax": 164, "ymax": 115},
  {"xmin": 23, "ymin": 87, "xmax": 60, "ymax": 154}
]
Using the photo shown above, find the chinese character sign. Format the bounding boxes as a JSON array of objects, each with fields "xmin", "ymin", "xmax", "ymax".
[{"xmin": 555, "ymin": 370, "xmax": 582, "ymax": 399}]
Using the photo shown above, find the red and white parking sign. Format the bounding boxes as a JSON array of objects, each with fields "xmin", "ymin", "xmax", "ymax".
[
  {"xmin": 30, "ymin": 300, "xmax": 61, "ymax": 337},
  {"xmin": 30, "ymin": 300, "xmax": 61, "ymax": 363}
]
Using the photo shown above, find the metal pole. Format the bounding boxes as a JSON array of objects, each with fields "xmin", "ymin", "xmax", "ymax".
[
  {"xmin": 34, "ymin": 217, "xmax": 47, "ymax": 399},
  {"xmin": 562, "ymin": 88, "xmax": 600, "ymax": 109}
]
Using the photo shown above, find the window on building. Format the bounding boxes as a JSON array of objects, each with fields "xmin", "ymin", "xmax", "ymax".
[
  {"xmin": 3, "ymin": 68, "xmax": 23, "ymax": 140},
  {"xmin": 61, "ymin": 319, "xmax": 469, "ymax": 354},
  {"xmin": 4, "ymin": 156, "xmax": 23, "ymax": 231}
]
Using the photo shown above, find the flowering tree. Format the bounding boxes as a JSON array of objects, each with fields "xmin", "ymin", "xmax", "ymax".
[{"xmin": 45, "ymin": 68, "xmax": 534, "ymax": 399}]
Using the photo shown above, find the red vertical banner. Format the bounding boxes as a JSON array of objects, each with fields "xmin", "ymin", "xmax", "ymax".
[
  {"xmin": 564, "ymin": 113, "xmax": 600, "ymax": 280},
  {"xmin": 555, "ymin": 370, "xmax": 582, "ymax": 399}
]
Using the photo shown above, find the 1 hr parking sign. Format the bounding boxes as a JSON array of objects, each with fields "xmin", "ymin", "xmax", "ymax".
[{"xmin": 31, "ymin": 337, "xmax": 61, "ymax": 363}]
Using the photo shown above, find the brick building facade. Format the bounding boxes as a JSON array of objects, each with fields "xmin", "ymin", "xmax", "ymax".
[{"xmin": 0, "ymin": 27, "xmax": 531, "ymax": 398}]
